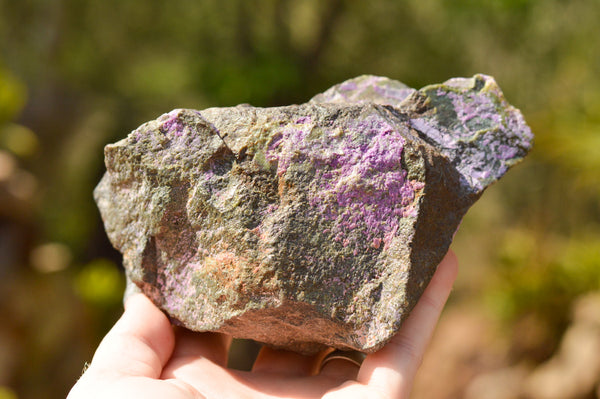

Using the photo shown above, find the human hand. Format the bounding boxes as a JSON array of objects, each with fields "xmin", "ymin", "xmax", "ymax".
[{"xmin": 68, "ymin": 250, "xmax": 458, "ymax": 399}]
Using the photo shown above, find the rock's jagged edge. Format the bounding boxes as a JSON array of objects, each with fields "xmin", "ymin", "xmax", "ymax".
[{"xmin": 94, "ymin": 74, "xmax": 533, "ymax": 354}]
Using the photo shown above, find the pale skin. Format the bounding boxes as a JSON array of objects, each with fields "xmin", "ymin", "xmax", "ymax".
[{"xmin": 68, "ymin": 250, "xmax": 458, "ymax": 399}]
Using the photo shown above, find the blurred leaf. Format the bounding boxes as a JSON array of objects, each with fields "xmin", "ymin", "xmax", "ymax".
[
  {"xmin": 0, "ymin": 66, "xmax": 26, "ymax": 123},
  {"xmin": 0, "ymin": 386, "xmax": 17, "ymax": 399},
  {"xmin": 74, "ymin": 259, "xmax": 125, "ymax": 307},
  {"xmin": 0, "ymin": 123, "xmax": 39, "ymax": 157}
]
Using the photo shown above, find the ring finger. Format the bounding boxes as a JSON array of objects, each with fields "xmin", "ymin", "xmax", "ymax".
[{"xmin": 319, "ymin": 350, "xmax": 365, "ymax": 381}]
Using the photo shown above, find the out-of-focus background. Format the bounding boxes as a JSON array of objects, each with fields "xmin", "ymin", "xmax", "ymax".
[{"xmin": 1, "ymin": 1, "xmax": 599, "ymax": 398}]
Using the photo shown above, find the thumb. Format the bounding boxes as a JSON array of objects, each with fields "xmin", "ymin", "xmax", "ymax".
[{"xmin": 87, "ymin": 293, "xmax": 175, "ymax": 379}]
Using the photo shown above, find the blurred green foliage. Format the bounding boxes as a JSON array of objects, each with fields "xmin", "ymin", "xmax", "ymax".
[
  {"xmin": 0, "ymin": 386, "xmax": 17, "ymax": 399},
  {"xmin": 0, "ymin": 67, "xmax": 26, "ymax": 123},
  {"xmin": 74, "ymin": 259, "xmax": 125, "ymax": 307},
  {"xmin": 488, "ymin": 229, "xmax": 600, "ymax": 328},
  {"xmin": 0, "ymin": 0, "xmax": 599, "ymax": 398}
]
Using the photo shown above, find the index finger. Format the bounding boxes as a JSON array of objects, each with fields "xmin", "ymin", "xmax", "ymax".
[{"xmin": 357, "ymin": 250, "xmax": 458, "ymax": 398}]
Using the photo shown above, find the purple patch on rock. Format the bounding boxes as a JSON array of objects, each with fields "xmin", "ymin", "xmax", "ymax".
[
  {"xmin": 161, "ymin": 110, "xmax": 186, "ymax": 136},
  {"xmin": 267, "ymin": 113, "xmax": 423, "ymax": 254}
]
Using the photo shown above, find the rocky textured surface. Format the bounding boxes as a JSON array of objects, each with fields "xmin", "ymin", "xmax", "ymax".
[{"xmin": 95, "ymin": 74, "xmax": 533, "ymax": 353}]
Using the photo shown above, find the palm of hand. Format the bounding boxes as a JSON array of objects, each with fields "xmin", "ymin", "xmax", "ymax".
[{"xmin": 68, "ymin": 251, "xmax": 457, "ymax": 399}]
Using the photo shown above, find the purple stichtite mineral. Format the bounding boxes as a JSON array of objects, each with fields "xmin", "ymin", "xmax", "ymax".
[{"xmin": 94, "ymin": 74, "xmax": 533, "ymax": 353}]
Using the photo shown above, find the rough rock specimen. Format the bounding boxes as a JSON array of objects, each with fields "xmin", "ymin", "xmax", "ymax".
[{"xmin": 95, "ymin": 74, "xmax": 533, "ymax": 353}]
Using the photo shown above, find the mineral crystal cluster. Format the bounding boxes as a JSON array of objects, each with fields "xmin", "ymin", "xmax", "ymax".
[{"xmin": 95, "ymin": 74, "xmax": 533, "ymax": 353}]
